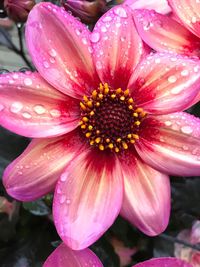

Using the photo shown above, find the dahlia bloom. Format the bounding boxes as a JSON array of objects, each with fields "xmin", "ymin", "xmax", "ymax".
[
  {"xmin": 175, "ymin": 221, "xmax": 200, "ymax": 267},
  {"xmin": 1, "ymin": 2, "xmax": 200, "ymax": 250},
  {"xmin": 43, "ymin": 243, "xmax": 192, "ymax": 267}
]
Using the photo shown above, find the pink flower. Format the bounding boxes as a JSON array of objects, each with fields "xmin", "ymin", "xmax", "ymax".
[
  {"xmin": 1, "ymin": 2, "xmax": 200, "ymax": 250},
  {"xmin": 43, "ymin": 243, "xmax": 192, "ymax": 267},
  {"xmin": 175, "ymin": 221, "xmax": 200, "ymax": 267}
]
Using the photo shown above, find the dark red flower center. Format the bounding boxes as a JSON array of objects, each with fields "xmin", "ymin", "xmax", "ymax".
[{"xmin": 79, "ymin": 83, "xmax": 146, "ymax": 152}]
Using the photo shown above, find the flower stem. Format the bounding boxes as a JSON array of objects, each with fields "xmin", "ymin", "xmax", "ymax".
[{"xmin": 160, "ymin": 233, "xmax": 200, "ymax": 251}]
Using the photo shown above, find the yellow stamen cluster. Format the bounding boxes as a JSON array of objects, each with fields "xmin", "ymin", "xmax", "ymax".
[{"xmin": 79, "ymin": 83, "xmax": 147, "ymax": 152}]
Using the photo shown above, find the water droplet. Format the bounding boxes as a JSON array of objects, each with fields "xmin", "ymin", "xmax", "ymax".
[
  {"xmin": 102, "ymin": 16, "xmax": 112, "ymax": 22},
  {"xmin": 33, "ymin": 105, "xmax": 46, "ymax": 115},
  {"xmin": 49, "ymin": 49, "xmax": 57, "ymax": 57},
  {"xmin": 165, "ymin": 120, "xmax": 172, "ymax": 126},
  {"xmin": 57, "ymin": 187, "xmax": 62, "ymax": 194},
  {"xmin": 60, "ymin": 173, "xmax": 67, "ymax": 182},
  {"xmin": 50, "ymin": 109, "xmax": 61, "ymax": 118},
  {"xmin": 13, "ymin": 73, "xmax": 19, "ymax": 79},
  {"xmin": 114, "ymin": 7, "xmax": 127, "ymax": 18},
  {"xmin": 10, "ymin": 102, "xmax": 23, "ymax": 113},
  {"xmin": 43, "ymin": 61, "xmax": 50, "ymax": 68},
  {"xmin": 168, "ymin": 75, "xmax": 177, "ymax": 83},
  {"xmin": 22, "ymin": 112, "xmax": 32, "ymax": 119},
  {"xmin": 60, "ymin": 195, "xmax": 66, "ymax": 204},
  {"xmin": 82, "ymin": 37, "xmax": 88, "ymax": 45},
  {"xmin": 96, "ymin": 61, "xmax": 102, "ymax": 70},
  {"xmin": 24, "ymin": 78, "xmax": 32, "ymax": 86},
  {"xmin": 143, "ymin": 21, "xmax": 151, "ymax": 31},
  {"xmin": 181, "ymin": 69, "xmax": 189, "ymax": 76},
  {"xmin": 90, "ymin": 32, "xmax": 100, "ymax": 43},
  {"xmin": 75, "ymin": 28, "xmax": 81, "ymax": 36},
  {"xmin": 101, "ymin": 26, "xmax": 107, "ymax": 32},
  {"xmin": 181, "ymin": 125, "xmax": 193, "ymax": 134},
  {"xmin": 88, "ymin": 46, "xmax": 93, "ymax": 53},
  {"xmin": 50, "ymin": 57, "xmax": 55, "ymax": 63}
]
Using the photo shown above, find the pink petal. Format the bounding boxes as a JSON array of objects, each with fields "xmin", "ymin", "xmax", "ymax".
[
  {"xmin": 120, "ymin": 150, "xmax": 170, "ymax": 236},
  {"xmin": 125, "ymin": 0, "xmax": 171, "ymax": 14},
  {"xmin": 128, "ymin": 53, "xmax": 200, "ymax": 114},
  {"xmin": 3, "ymin": 130, "xmax": 85, "ymax": 201},
  {"xmin": 168, "ymin": 0, "xmax": 200, "ymax": 38},
  {"xmin": 91, "ymin": 5, "xmax": 144, "ymax": 90},
  {"xmin": 0, "ymin": 72, "xmax": 80, "ymax": 138},
  {"xmin": 26, "ymin": 3, "xmax": 99, "ymax": 99},
  {"xmin": 133, "ymin": 9, "xmax": 200, "ymax": 57},
  {"xmin": 133, "ymin": 257, "xmax": 192, "ymax": 267},
  {"xmin": 53, "ymin": 149, "xmax": 123, "ymax": 250},
  {"xmin": 135, "ymin": 113, "xmax": 200, "ymax": 176},
  {"xmin": 43, "ymin": 243, "xmax": 103, "ymax": 267}
]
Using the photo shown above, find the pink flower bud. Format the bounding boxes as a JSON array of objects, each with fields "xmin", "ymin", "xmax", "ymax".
[
  {"xmin": 61, "ymin": 0, "xmax": 107, "ymax": 24},
  {"xmin": 4, "ymin": 0, "xmax": 35, "ymax": 23}
]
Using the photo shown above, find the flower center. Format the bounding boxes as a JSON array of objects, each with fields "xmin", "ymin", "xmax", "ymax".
[{"xmin": 79, "ymin": 83, "xmax": 146, "ymax": 152}]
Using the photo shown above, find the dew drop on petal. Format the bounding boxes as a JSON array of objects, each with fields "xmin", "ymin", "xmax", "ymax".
[
  {"xmin": 101, "ymin": 26, "xmax": 107, "ymax": 32},
  {"xmin": 49, "ymin": 48, "xmax": 57, "ymax": 57},
  {"xmin": 10, "ymin": 102, "xmax": 23, "ymax": 113},
  {"xmin": 33, "ymin": 105, "xmax": 46, "ymax": 115},
  {"xmin": 43, "ymin": 61, "xmax": 50, "ymax": 68},
  {"xmin": 165, "ymin": 120, "xmax": 172, "ymax": 126},
  {"xmin": 13, "ymin": 73, "xmax": 19, "ymax": 79},
  {"xmin": 60, "ymin": 195, "xmax": 66, "ymax": 204},
  {"xmin": 82, "ymin": 37, "xmax": 88, "ymax": 45},
  {"xmin": 22, "ymin": 112, "xmax": 32, "ymax": 119},
  {"xmin": 60, "ymin": 173, "xmax": 67, "ymax": 182},
  {"xmin": 168, "ymin": 75, "xmax": 177, "ymax": 83},
  {"xmin": 102, "ymin": 16, "xmax": 112, "ymax": 22},
  {"xmin": 50, "ymin": 109, "xmax": 61, "ymax": 118},
  {"xmin": 181, "ymin": 69, "xmax": 189, "ymax": 76},
  {"xmin": 181, "ymin": 125, "xmax": 193, "ymax": 134},
  {"xmin": 90, "ymin": 32, "xmax": 100, "ymax": 43},
  {"xmin": 57, "ymin": 187, "xmax": 62, "ymax": 194},
  {"xmin": 114, "ymin": 6, "xmax": 127, "ymax": 18},
  {"xmin": 96, "ymin": 61, "xmax": 102, "ymax": 70},
  {"xmin": 24, "ymin": 78, "xmax": 32, "ymax": 86}
]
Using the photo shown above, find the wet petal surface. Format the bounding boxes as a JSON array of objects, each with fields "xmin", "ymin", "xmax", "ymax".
[
  {"xmin": 136, "ymin": 113, "xmax": 200, "ymax": 176},
  {"xmin": 0, "ymin": 72, "xmax": 80, "ymax": 138},
  {"xmin": 26, "ymin": 3, "xmax": 99, "ymax": 99},
  {"xmin": 53, "ymin": 149, "xmax": 123, "ymax": 250},
  {"xmin": 91, "ymin": 5, "xmax": 144, "ymax": 89},
  {"xmin": 128, "ymin": 53, "xmax": 200, "ymax": 114}
]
